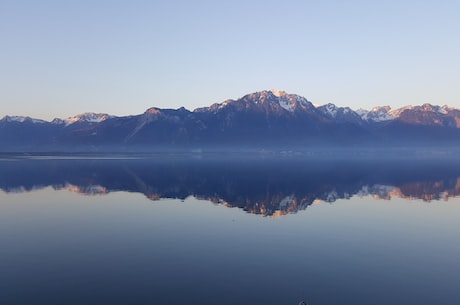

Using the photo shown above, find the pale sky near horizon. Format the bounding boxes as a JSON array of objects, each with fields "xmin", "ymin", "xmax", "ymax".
[{"xmin": 1, "ymin": 0, "xmax": 459, "ymax": 120}]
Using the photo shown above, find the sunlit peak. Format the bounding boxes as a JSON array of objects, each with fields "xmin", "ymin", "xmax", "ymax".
[{"xmin": 270, "ymin": 89, "xmax": 287, "ymax": 97}]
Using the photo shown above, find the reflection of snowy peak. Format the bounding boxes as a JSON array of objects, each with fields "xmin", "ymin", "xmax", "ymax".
[
  {"xmin": 200, "ymin": 193, "xmax": 315, "ymax": 218},
  {"xmin": 1, "ymin": 158, "xmax": 460, "ymax": 218},
  {"xmin": 357, "ymin": 184, "xmax": 397, "ymax": 200},
  {"xmin": 58, "ymin": 183, "xmax": 109, "ymax": 195}
]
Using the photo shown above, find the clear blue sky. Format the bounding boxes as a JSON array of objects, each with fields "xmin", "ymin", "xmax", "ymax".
[{"xmin": 1, "ymin": 0, "xmax": 459, "ymax": 120}]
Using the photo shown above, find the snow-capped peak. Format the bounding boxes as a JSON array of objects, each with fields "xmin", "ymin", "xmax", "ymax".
[
  {"xmin": 63, "ymin": 113, "xmax": 112, "ymax": 126},
  {"xmin": 267, "ymin": 90, "xmax": 312, "ymax": 112},
  {"xmin": 358, "ymin": 106, "xmax": 395, "ymax": 122},
  {"xmin": 316, "ymin": 103, "xmax": 362, "ymax": 124},
  {"xmin": 145, "ymin": 107, "xmax": 161, "ymax": 115},
  {"xmin": 389, "ymin": 104, "xmax": 450, "ymax": 116},
  {"xmin": 210, "ymin": 90, "xmax": 314, "ymax": 113},
  {"xmin": 1, "ymin": 115, "xmax": 47, "ymax": 124},
  {"xmin": 388, "ymin": 105, "xmax": 413, "ymax": 117},
  {"xmin": 439, "ymin": 105, "xmax": 450, "ymax": 114},
  {"xmin": 270, "ymin": 89, "xmax": 287, "ymax": 97}
]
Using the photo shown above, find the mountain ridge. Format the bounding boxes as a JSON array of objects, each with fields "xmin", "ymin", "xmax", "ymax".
[
  {"xmin": 2, "ymin": 90, "xmax": 460, "ymax": 151},
  {"xmin": 1, "ymin": 90, "xmax": 457, "ymax": 124}
]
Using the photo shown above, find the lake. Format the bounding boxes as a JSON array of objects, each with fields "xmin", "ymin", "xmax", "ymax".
[{"xmin": 1, "ymin": 154, "xmax": 459, "ymax": 305}]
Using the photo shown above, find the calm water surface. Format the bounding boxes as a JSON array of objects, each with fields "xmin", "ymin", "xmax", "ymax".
[{"xmin": 0, "ymin": 156, "xmax": 459, "ymax": 305}]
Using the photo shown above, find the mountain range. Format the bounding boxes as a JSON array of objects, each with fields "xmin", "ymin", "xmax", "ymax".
[{"xmin": 2, "ymin": 90, "xmax": 460, "ymax": 151}]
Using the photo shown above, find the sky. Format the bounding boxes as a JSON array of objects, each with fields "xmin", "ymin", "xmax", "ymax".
[{"xmin": 1, "ymin": 0, "xmax": 460, "ymax": 121}]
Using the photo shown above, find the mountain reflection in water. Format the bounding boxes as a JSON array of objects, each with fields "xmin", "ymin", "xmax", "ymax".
[{"xmin": 1, "ymin": 155, "xmax": 460, "ymax": 217}]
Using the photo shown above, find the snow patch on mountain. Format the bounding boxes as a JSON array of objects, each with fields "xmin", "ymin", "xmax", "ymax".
[
  {"xmin": 438, "ymin": 105, "xmax": 449, "ymax": 114},
  {"xmin": 268, "ymin": 90, "xmax": 313, "ymax": 112},
  {"xmin": 440, "ymin": 105, "xmax": 453, "ymax": 114},
  {"xmin": 278, "ymin": 97, "xmax": 295, "ymax": 112},
  {"xmin": 320, "ymin": 103, "xmax": 339, "ymax": 117}
]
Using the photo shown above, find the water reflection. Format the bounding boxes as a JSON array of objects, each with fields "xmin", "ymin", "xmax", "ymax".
[{"xmin": 1, "ymin": 156, "xmax": 460, "ymax": 216}]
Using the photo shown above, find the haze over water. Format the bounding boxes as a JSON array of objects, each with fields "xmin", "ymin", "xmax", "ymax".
[{"xmin": 1, "ymin": 155, "xmax": 459, "ymax": 305}]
